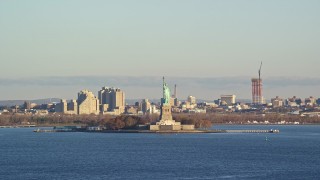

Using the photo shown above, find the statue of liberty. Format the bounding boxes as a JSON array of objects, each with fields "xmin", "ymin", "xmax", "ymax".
[{"xmin": 162, "ymin": 77, "xmax": 171, "ymax": 105}]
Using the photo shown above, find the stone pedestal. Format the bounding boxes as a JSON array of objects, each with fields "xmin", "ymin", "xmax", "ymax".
[
  {"xmin": 159, "ymin": 104, "xmax": 172, "ymax": 121},
  {"xmin": 156, "ymin": 104, "xmax": 180, "ymax": 127}
]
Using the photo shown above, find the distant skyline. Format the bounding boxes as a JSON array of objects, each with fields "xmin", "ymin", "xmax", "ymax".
[{"xmin": 0, "ymin": 0, "xmax": 319, "ymax": 100}]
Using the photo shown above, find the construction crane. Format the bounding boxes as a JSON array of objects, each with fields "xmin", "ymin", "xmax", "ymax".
[{"xmin": 258, "ymin": 61, "xmax": 263, "ymax": 80}]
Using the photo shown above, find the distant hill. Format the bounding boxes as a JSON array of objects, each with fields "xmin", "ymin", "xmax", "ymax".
[{"xmin": 0, "ymin": 98, "xmax": 61, "ymax": 107}]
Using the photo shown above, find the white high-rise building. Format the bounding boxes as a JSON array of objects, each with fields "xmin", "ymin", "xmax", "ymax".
[
  {"xmin": 98, "ymin": 87, "xmax": 125, "ymax": 115},
  {"xmin": 77, "ymin": 90, "xmax": 99, "ymax": 115}
]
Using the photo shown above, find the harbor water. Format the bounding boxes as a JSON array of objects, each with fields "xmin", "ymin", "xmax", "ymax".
[{"xmin": 0, "ymin": 125, "xmax": 319, "ymax": 179}]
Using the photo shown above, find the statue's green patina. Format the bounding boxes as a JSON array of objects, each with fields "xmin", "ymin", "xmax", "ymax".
[{"xmin": 162, "ymin": 77, "xmax": 171, "ymax": 105}]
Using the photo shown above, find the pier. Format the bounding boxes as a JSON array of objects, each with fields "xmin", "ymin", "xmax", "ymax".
[
  {"xmin": 0, "ymin": 125, "xmax": 36, "ymax": 128},
  {"xmin": 225, "ymin": 129, "xmax": 280, "ymax": 133}
]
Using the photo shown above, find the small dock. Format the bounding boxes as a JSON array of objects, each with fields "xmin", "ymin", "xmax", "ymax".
[
  {"xmin": 33, "ymin": 129, "xmax": 76, "ymax": 133},
  {"xmin": 33, "ymin": 126, "xmax": 86, "ymax": 133},
  {"xmin": 33, "ymin": 129, "xmax": 56, "ymax": 133}
]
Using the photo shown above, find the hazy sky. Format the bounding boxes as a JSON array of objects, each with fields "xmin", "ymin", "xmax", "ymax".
[{"xmin": 0, "ymin": 0, "xmax": 319, "ymax": 100}]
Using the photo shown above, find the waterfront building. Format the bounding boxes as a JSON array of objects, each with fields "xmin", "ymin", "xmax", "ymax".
[
  {"xmin": 220, "ymin": 95, "xmax": 236, "ymax": 105},
  {"xmin": 77, "ymin": 90, "xmax": 99, "ymax": 115},
  {"xmin": 98, "ymin": 87, "xmax": 125, "ymax": 115}
]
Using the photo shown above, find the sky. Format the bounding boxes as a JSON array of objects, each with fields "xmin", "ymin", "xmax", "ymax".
[{"xmin": 0, "ymin": 0, "xmax": 320, "ymax": 101}]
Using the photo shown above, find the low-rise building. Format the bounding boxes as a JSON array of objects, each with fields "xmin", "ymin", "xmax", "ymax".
[
  {"xmin": 187, "ymin": 96, "xmax": 196, "ymax": 105},
  {"xmin": 221, "ymin": 95, "xmax": 236, "ymax": 105},
  {"xmin": 305, "ymin": 96, "xmax": 316, "ymax": 106},
  {"xmin": 125, "ymin": 106, "xmax": 138, "ymax": 115},
  {"xmin": 271, "ymin": 96, "xmax": 283, "ymax": 108},
  {"xmin": 55, "ymin": 99, "xmax": 78, "ymax": 115},
  {"xmin": 141, "ymin": 99, "xmax": 151, "ymax": 114}
]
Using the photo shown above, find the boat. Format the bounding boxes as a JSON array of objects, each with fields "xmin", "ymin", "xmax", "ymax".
[{"xmin": 269, "ymin": 129, "xmax": 280, "ymax": 133}]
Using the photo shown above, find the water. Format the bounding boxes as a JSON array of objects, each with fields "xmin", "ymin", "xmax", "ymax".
[{"xmin": 0, "ymin": 125, "xmax": 319, "ymax": 180}]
